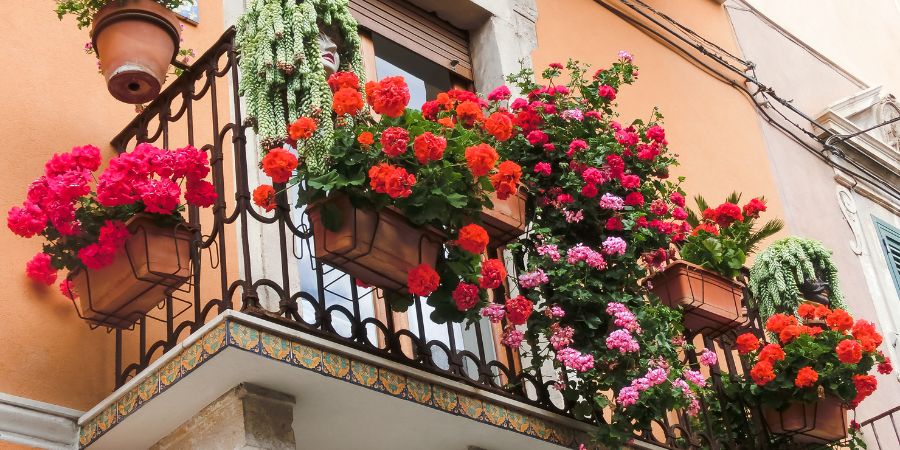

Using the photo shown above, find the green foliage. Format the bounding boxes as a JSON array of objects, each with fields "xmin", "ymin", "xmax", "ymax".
[
  {"xmin": 679, "ymin": 192, "xmax": 783, "ymax": 279},
  {"xmin": 749, "ymin": 237, "xmax": 846, "ymax": 322},
  {"xmin": 55, "ymin": 0, "xmax": 186, "ymax": 29},
  {"xmin": 236, "ymin": 0, "xmax": 365, "ymax": 175}
]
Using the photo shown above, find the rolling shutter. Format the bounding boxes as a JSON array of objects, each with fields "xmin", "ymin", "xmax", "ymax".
[
  {"xmin": 875, "ymin": 217, "xmax": 900, "ymax": 299},
  {"xmin": 349, "ymin": 0, "xmax": 473, "ymax": 80}
]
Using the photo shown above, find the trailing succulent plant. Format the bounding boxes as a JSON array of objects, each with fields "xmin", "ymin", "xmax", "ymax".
[
  {"xmin": 748, "ymin": 236, "xmax": 846, "ymax": 322},
  {"xmin": 236, "ymin": 0, "xmax": 364, "ymax": 175}
]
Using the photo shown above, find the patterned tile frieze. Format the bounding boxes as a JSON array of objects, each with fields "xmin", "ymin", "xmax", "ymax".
[{"xmin": 78, "ymin": 319, "xmax": 591, "ymax": 449}]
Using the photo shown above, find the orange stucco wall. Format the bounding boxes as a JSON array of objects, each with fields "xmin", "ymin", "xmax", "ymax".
[
  {"xmin": 0, "ymin": 1, "xmax": 225, "ymax": 411},
  {"xmin": 531, "ymin": 0, "xmax": 786, "ymax": 231}
]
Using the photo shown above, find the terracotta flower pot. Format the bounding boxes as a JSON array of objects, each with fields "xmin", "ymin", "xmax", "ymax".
[
  {"xmin": 648, "ymin": 260, "xmax": 745, "ymax": 334},
  {"xmin": 762, "ymin": 396, "xmax": 848, "ymax": 443},
  {"xmin": 70, "ymin": 215, "xmax": 193, "ymax": 328},
  {"xmin": 91, "ymin": 0, "xmax": 181, "ymax": 104},
  {"xmin": 481, "ymin": 190, "xmax": 527, "ymax": 247},
  {"xmin": 306, "ymin": 194, "xmax": 444, "ymax": 294}
]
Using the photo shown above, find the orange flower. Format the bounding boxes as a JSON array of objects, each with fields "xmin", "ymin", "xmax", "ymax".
[
  {"xmin": 765, "ymin": 314, "xmax": 797, "ymax": 334},
  {"xmin": 490, "ymin": 160, "xmax": 522, "ymax": 200},
  {"xmin": 262, "ymin": 147, "xmax": 298, "ymax": 183},
  {"xmin": 365, "ymin": 77, "xmax": 410, "ymax": 117},
  {"xmin": 333, "ymin": 87, "xmax": 364, "ymax": 116},
  {"xmin": 252, "ymin": 184, "xmax": 276, "ymax": 212},
  {"xmin": 455, "ymin": 100, "xmax": 484, "ymax": 127},
  {"xmin": 758, "ymin": 343, "xmax": 785, "ymax": 363},
  {"xmin": 483, "ymin": 111, "xmax": 514, "ymax": 141},
  {"xmin": 456, "ymin": 223, "xmax": 489, "ymax": 255},
  {"xmin": 407, "ymin": 263, "xmax": 440, "ymax": 296},
  {"xmin": 735, "ymin": 332, "xmax": 760, "ymax": 354},
  {"xmin": 435, "ymin": 92, "xmax": 452, "ymax": 110},
  {"xmin": 288, "ymin": 116, "xmax": 317, "ymax": 140},
  {"xmin": 412, "ymin": 132, "xmax": 446, "ymax": 164},
  {"xmin": 826, "ymin": 308, "xmax": 854, "ymax": 332},
  {"xmin": 797, "ymin": 303, "xmax": 817, "ymax": 320},
  {"xmin": 327, "ymin": 71, "xmax": 360, "ymax": 92},
  {"xmin": 479, "ymin": 258, "xmax": 507, "ymax": 289},
  {"xmin": 814, "ymin": 304, "xmax": 831, "ymax": 319},
  {"xmin": 357, "ymin": 131, "xmax": 375, "ymax": 146},
  {"xmin": 852, "ymin": 320, "xmax": 883, "ymax": 352},
  {"xmin": 691, "ymin": 223, "xmax": 719, "ymax": 236},
  {"xmin": 464, "ymin": 143, "xmax": 499, "ymax": 177},
  {"xmin": 750, "ymin": 360, "xmax": 775, "ymax": 386},
  {"xmin": 794, "ymin": 366, "xmax": 818, "ymax": 388},
  {"xmin": 437, "ymin": 117, "xmax": 455, "ymax": 128},
  {"xmin": 836, "ymin": 339, "xmax": 863, "ymax": 364}
]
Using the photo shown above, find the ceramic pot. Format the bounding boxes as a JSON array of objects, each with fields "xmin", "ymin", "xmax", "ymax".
[
  {"xmin": 649, "ymin": 260, "xmax": 745, "ymax": 334},
  {"xmin": 306, "ymin": 194, "xmax": 445, "ymax": 294},
  {"xmin": 91, "ymin": 0, "xmax": 181, "ymax": 104}
]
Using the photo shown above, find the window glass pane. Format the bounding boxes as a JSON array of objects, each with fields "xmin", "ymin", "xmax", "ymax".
[{"xmin": 373, "ymin": 33, "xmax": 452, "ymax": 110}]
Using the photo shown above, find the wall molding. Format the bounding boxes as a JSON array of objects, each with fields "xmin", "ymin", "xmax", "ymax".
[{"xmin": 0, "ymin": 392, "xmax": 81, "ymax": 449}]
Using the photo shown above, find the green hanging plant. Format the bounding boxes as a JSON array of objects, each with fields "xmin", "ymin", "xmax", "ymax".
[
  {"xmin": 748, "ymin": 236, "xmax": 846, "ymax": 322},
  {"xmin": 236, "ymin": 0, "xmax": 365, "ymax": 175}
]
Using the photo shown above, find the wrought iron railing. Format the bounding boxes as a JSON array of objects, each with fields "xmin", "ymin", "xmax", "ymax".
[
  {"xmin": 106, "ymin": 27, "xmax": 778, "ymax": 449},
  {"xmin": 858, "ymin": 405, "xmax": 900, "ymax": 450}
]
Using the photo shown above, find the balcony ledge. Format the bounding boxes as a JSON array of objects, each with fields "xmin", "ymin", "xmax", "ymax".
[{"xmin": 78, "ymin": 310, "xmax": 598, "ymax": 449}]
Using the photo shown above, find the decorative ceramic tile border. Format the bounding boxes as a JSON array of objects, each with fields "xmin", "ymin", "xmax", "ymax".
[{"xmin": 78, "ymin": 319, "xmax": 590, "ymax": 449}]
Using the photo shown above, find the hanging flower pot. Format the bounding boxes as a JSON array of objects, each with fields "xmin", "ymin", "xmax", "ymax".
[
  {"xmin": 481, "ymin": 190, "xmax": 527, "ymax": 247},
  {"xmin": 762, "ymin": 396, "xmax": 848, "ymax": 443},
  {"xmin": 70, "ymin": 214, "xmax": 194, "ymax": 328},
  {"xmin": 91, "ymin": 0, "xmax": 181, "ymax": 104},
  {"xmin": 648, "ymin": 260, "xmax": 745, "ymax": 334},
  {"xmin": 306, "ymin": 194, "xmax": 445, "ymax": 294}
]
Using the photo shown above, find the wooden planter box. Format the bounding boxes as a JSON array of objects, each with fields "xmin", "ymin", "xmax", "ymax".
[
  {"xmin": 762, "ymin": 396, "xmax": 848, "ymax": 443},
  {"xmin": 71, "ymin": 215, "xmax": 193, "ymax": 329},
  {"xmin": 306, "ymin": 194, "xmax": 445, "ymax": 294},
  {"xmin": 648, "ymin": 260, "xmax": 745, "ymax": 335},
  {"xmin": 481, "ymin": 190, "xmax": 527, "ymax": 247}
]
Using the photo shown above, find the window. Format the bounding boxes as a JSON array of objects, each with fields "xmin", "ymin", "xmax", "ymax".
[{"xmin": 874, "ymin": 217, "xmax": 900, "ymax": 300}]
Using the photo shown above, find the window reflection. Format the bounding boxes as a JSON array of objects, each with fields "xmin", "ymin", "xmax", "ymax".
[{"xmin": 373, "ymin": 33, "xmax": 452, "ymax": 110}]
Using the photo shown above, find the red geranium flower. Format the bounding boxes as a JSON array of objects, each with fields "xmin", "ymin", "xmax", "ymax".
[
  {"xmin": 483, "ymin": 112, "xmax": 513, "ymax": 141},
  {"xmin": 455, "ymin": 100, "xmax": 484, "ymax": 127},
  {"xmin": 850, "ymin": 374, "xmax": 878, "ymax": 408},
  {"xmin": 758, "ymin": 343, "xmax": 785, "ymax": 363},
  {"xmin": 742, "ymin": 197, "xmax": 767, "ymax": 219},
  {"xmin": 691, "ymin": 223, "xmax": 719, "ymax": 236},
  {"xmin": 878, "ymin": 358, "xmax": 893, "ymax": 375},
  {"xmin": 797, "ymin": 303, "xmax": 817, "ymax": 320},
  {"xmin": 490, "ymin": 161, "xmax": 522, "ymax": 200},
  {"xmin": 365, "ymin": 77, "xmax": 410, "ymax": 117},
  {"xmin": 505, "ymin": 295, "xmax": 533, "ymax": 325},
  {"xmin": 735, "ymin": 332, "xmax": 760, "ymax": 354},
  {"xmin": 288, "ymin": 117, "xmax": 317, "ymax": 140},
  {"xmin": 333, "ymin": 87, "xmax": 364, "ymax": 116},
  {"xmin": 252, "ymin": 184, "xmax": 276, "ymax": 212},
  {"xmin": 765, "ymin": 314, "xmax": 797, "ymax": 334},
  {"xmin": 456, "ymin": 223, "xmax": 490, "ymax": 255},
  {"xmin": 464, "ymin": 143, "xmax": 499, "ymax": 177},
  {"xmin": 368, "ymin": 163, "xmax": 415, "ymax": 199},
  {"xmin": 478, "ymin": 258, "xmax": 506, "ymax": 289},
  {"xmin": 794, "ymin": 366, "xmax": 818, "ymax": 388},
  {"xmin": 25, "ymin": 252, "xmax": 57, "ymax": 285},
  {"xmin": 779, "ymin": 325, "xmax": 803, "ymax": 343},
  {"xmin": 380, "ymin": 127, "xmax": 410, "ymax": 157},
  {"xmin": 714, "ymin": 202, "xmax": 743, "ymax": 227},
  {"xmin": 836, "ymin": 339, "xmax": 863, "ymax": 364},
  {"xmin": 826, "ymin": 308, "xmax": 854, "ymax": 332},
  {"xmin": 452, "ymin": 282, "xmax": 480, "ymax": 311},
  {"xmin": 407, "ymin": 263, "xmax": 439, "ymax": 296},
  {"xmin": 327, "ymin": 71, "xmax": 360, "ymax": 92},
  {"xmin": 412, "ymin": 132, "xmax": 446, "ymax": 164},
  {"xmin": 262, "ymin": 147, "xmax": 299, "ymax": 183},
  {"xmin": 852, "ymin": 320, "xmax": 883, "ymax": 352},
  {"xmin": 750, "ymin": 360, "xmax": 775, "ymax": 386}
]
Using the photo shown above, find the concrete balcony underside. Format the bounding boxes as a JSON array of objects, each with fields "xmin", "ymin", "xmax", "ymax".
[{"xmin": 78, "ymin": 311, "xmax": 597, "ymax": 449}]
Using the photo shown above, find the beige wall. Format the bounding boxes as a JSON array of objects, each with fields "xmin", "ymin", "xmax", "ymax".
[
  {"xmin": 0, "ymin": 1, "xmax": 225, "ymax": 411},
  {"xmin": 746, "ymin": 0, "xmax": 900, "ymax": 96},
  {"xmin": 531, "ymin": 0, "xmax": 786, "ymax": 240}
]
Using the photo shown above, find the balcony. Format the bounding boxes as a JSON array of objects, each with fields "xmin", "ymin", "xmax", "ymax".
[{"xmin": 79, "ymin": 28, "xmax": 778, "ymax": 450}]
